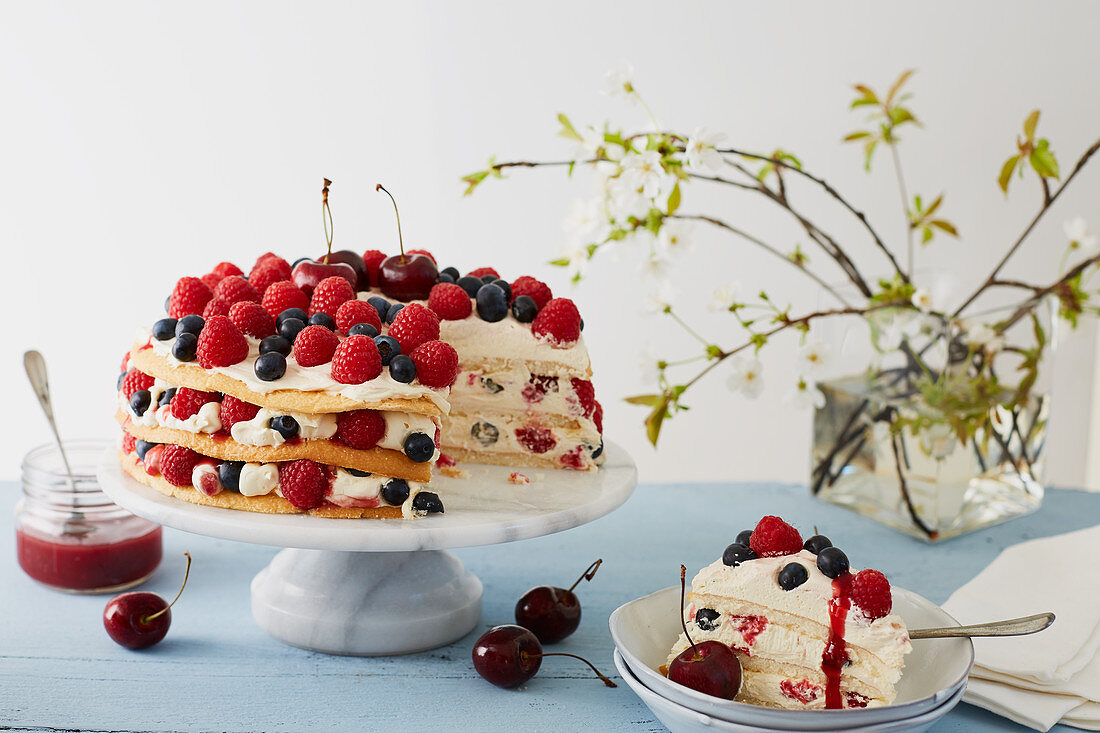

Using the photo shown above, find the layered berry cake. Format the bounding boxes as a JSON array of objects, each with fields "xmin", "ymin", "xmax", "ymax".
[
  {"xmin": 117, "ymin": 253, "xmax": 456, "ymax": 518},
  {"xmin": 666, "ymin": 516, "xmax": 912, "ymax": 709}
]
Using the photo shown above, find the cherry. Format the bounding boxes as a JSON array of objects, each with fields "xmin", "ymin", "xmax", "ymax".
[
  {"xmin": 515, "ymin": 558, "xmax": 602, "ymax": 644},
  {"xmin": 103, "ymin": 552, "xmax": 191, "ymax": 650},
  {"xmin": 293, "ymin": 179, "xmax": 358, "ymax": 296},
  {"xmin": 472, "ymin": 624, "xmax": 616, "ymax": 689},
  {"xmin": 317, "ymin": 249, "xmax": 369, "ymax": 291},
  {"xmin": 667, "ymin": 564, "xmax": 742, "ymax": 699},
  {"xmin": 376, "ymin": 184, "xmax": 438, "ymax": 301}
]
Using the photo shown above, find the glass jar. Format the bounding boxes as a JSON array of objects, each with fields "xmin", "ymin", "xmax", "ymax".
[{"xmin": 16, "ymin": 439, "xmax": 163, "ymax": 593}]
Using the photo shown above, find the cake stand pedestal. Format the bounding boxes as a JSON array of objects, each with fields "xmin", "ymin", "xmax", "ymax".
[{"xmin": 97, "ymin": 443, "xmax": 636, "ymax": 656}]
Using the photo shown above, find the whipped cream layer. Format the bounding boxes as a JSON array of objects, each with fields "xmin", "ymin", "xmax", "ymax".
[
  {"xmin": 451, "ymin": 367, "xmax": 595, "ymax": 421},
  {"xmin": 142, "ymin": 328, "xmax": 449, "ymax": 412},
  {"xmin": 442, "ymin": 411, "xmax": 600, "ymax": 470}
]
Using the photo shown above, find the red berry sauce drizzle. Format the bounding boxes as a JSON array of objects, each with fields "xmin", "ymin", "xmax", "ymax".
[{"xmin": 822, "ymin": 573, "xmax": 853, "ymax": 709}]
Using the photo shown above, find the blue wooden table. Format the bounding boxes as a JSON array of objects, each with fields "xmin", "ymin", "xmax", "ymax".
[{"xmin": 3, "ymin": 481, "xmax": 1094, "ymax": 732}]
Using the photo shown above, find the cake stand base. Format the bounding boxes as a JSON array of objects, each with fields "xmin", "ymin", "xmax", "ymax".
[{"xmin": 251, "ymin": 548, "xmax": 482, "ymax": 656}]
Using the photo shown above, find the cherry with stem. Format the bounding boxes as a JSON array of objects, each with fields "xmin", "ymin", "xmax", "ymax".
[
  {"xmin": 666, "ymin": 564, "xmax": 742, "ymax": 699},
  {"xmin": 515, "ymin": 558, "xmax": 603, "ymax": 644},
  {"xmin": 376, "ymin": 183, "xmax": 439, "ymax": 301},
  {"xmin": 103, "ymin": 552, "xmax": 192, "ymax": 650}
]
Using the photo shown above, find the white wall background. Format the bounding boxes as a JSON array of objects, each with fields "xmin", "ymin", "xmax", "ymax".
[{"xmin": 2, "ymin": 1, "xmax": 1098, "ymax": 487}]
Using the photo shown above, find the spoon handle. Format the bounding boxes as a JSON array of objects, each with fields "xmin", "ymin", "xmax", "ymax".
[
  {"xmin": 24, "ymin": 350, "xmax": 76, "ymax": 484},
  {"xmin": 910, "ymin": 612, "xmax": 1054, "ymax": 640}
]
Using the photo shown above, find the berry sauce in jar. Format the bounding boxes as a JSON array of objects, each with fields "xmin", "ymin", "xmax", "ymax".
[{"xmin": 15, "ymin": 440, "xmax": 163, "ymax": 593}]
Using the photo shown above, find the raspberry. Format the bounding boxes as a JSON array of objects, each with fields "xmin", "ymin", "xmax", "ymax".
[
  {"xmin": 389, "ymin": 303, "xmax": 440, "ymax": 354},
  {"xmin": 510, "ymin": 275, "xmax": 553, "ymax": 309},
  {"xmin": 248, "ymin": 262, "xmax": 284, "ymax": 296},
  {"xmin": 121, "ymin": 369, "xmax": 154, "ymax": 399},
  {"xmin": 196, "ymin": 315, "xmax": 249, "ymax": 368},
  {"xmin": 121, "ymin": 432, "xmax": 137, "ymax": 454},
  {"xmin": 213, "ymin": 275, "xmax": 260, "ymax": 306},
  {"xmin": 261, "ymin": 280, "xmax": 310, "ymax": 319},
  {"xmin": 850, "ymin": 569, "xmax": 893, "ymax": 620},
  {"xmin": 335, "ymin": 299, "xmax": 382, "ymax": 335},
  {"xmin": 593, "ymin": 401, "xmax": 604, "ymax": 433},
  {"xmin": 228, "ymin": 300, "xmax": 275, "ymax": 339},
  {"xmin": 331, "ymin": 335, "xmax": 383, "ymax": 384},
  {"xmin": 170, "ymin": 387, "xmax": 219, "ymax": 420},
  {"xmin": 219, "ymin": 394, "xmax": 260, "ymax": 432},
  {"xmin": 570, "ymin": 378, "xmax": 596, "ymax": 418},
  {"xmin": 335, "ymin": 410, "xmax": 386, "ymax": 450},
  {"xmin": 168, "ymin": 276, "xmax": 213, "ymax": 319},
  {"xmin": 200, "ymin": 272, "xmax": 222, "ymax": 291},
  {"xmin": 160, "ymin": 445, "xmax": 201, "ymax": 487},
  {"xmin": 362, "ymin": 250, "xmax": 387, "ymax": 287},
  {"xmin": 531, "ymin": 298, "xmax": 581, "ymax": 346},
  {"xmin": 427, "ymin": 283, "xmax": 473, "ymax": 320},
  {"xmin": 254, "ymin": 252, "xmax": 282, "ymax": 267},
  {"xmin": 750, "ymin": 516, "xmax": 804, "ymax": 558},
  {"xmin": 202, "ymin": 296, "xmax": 232, "ymax": 319},
  {"xmin": 120, "ymin": 351, "xmax": 130, "ymax": 373},
  {"xmin": 410, "ymin": 340, "xmax": 459, "ymax": 388},
  {"xmin": 516, "ymin": 425, "xmax": 556, "ymax": 454},
  {"xmin": 211, "ymin": 262, "xmax": 243, "ymax": 279},
  {"xmin": 406, "ymin": 248, "xmax": 436, "ymax": 263},
  {"xmin": 292, "ymin": 324, "xmax": 340, "ymax": 367},
  {"xmin": 467, "ymin": 266, "xmax": 500, "ymax": 279},
  {"xmin": 256, "ymin": 254, "xmax": 292, "ymax": 280},
  {"xmin": 278, "ymin": 459, "xmax": 328, "ymax": 510},
  {"xmin": 308, "ymin": 275, "xmax": 355, "ymax": 318}
]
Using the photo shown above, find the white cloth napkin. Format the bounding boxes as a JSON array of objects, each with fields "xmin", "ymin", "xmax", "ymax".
[{"xmin": 942, "ymin": 524, "xmax": 1100, "ymax": 731}]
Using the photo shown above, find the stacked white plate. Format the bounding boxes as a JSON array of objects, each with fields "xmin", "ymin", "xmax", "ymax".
[{"xmin": 609, "ymin": 585, "xmax": 974, "ymax": 733}]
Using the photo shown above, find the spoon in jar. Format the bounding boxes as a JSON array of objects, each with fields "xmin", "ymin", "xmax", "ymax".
[{"xmin": 910, "ymin": 612, "xmax": 1054, "ymax": 640}]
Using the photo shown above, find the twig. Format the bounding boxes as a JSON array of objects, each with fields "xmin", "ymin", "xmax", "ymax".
[
  {"xmin": 890, "ymin": 429, "xmax": 937, "ymax": 539},
  {"xmin": 888, "ymin": 143, "xmax": 914, "ymax": 276}
]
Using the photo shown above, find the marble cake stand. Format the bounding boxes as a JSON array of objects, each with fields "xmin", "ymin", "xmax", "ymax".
[{"xmin": 97, "ymin": 443, "xmax": 637, "ymax": 656}]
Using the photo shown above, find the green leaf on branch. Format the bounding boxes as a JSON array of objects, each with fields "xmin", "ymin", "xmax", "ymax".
[
  {"xmin": 930, "ymin": 219, "xmax": 958, "ymax": 236},
  {"xmin": 1023, "ymin": 110, "xmax": 1040, "ymax": 140},
  {"xmin": 997, "ymin": 155, "xmax": 1020, "ymax": 194},
  {"xmin": 843, "ymin": 131, "xmax": 872, "ymax": 142},
  {"xmin": 1029, "ymin": 139, "xmax": 1060, "ymax": 179},
  {"xmin": 557, "ymin": 113, "xmax": 581, "ymax": 141},
  {"xmin": 644, "ymin": 396, "xmax": 670, "ymax": 445},
  {"xmin": 667, "ymin": 182, "xmax": 681, "ymax": 215},
  {"xmin": 548, "ymin": 257, "xmax": 570, "ymax": 267},
  {"xmin": 624, "ymin": 394, "xmax": 663, "ymax": 407}
]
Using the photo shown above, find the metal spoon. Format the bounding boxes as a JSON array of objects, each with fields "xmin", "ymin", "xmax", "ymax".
[{"xmin": 910, "ymin": 612, "xmax": 1054, "ymax": 640}]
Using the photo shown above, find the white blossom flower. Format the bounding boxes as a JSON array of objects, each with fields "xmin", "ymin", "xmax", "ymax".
[
  {"xmin": 709, "ymin": 282, "xmax": 741, "ymax": 311},
  {"xmin": 964, "ymin": 321, "xmax": 998, "ymax": 346},
  {"xmin": 643, "ymin": 281, "xmax": 677, "ymax": 313},
  {"xmin": 605, "ymin": 175, "xmax": 652, "ymax": 222},
  {"xmin": 874, "ymin": 309, "xmax": 922, "ymax": 351},
  {"xmin": 563, "ymin": 197, "xmax": 610, "ymax": 243},
  {"xmin": 727, "ymin": 357, "xmax": 765, "ymax": 398},
  {"xmin": 657, "ymin": 219, "xmax": 692, "ymax": 256},
  {"xmin": 795, "ymin": 340, "xmax": 832, "ymax": 375},
  {"xmin": 638, "ymin": 247, "xmax": 671, "ymax": 281},
  {"xmin": 911, "ymin": 288, "xmax": 934, "ymax": 312},
  {"xmin": 573, "ymin": 126, "xmax": 606, "ymax": 165},
  {"xmin": 621, "ymin": 150, "xmax": 675, "ymax": 201},
  {"xmin": 561, "ymin": 242, "xmax": 589, "ymax": 280},
  {"xmin": 785, "ymin": 380, "xmax": 826, "ymax": 409},
  {"xmin": 1064, "ymin": 217, "xmax": 1099, "ymax": 254},
  {"xmin": 684, "ymin": 127, "xmax": 727, "ymax": 171},
  {"xmin": 919, "ymin": 423, "xmax": 957, "ymax": 460},
  {"xmin": 638, "ymin": 346, "xmax": 661, "ymax": 385},
  {"xmin": 602, "ymin": 61, "xmax": 636, "ymax": 99}
]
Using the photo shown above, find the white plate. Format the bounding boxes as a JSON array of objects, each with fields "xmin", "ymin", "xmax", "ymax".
[
  {"xmin": 609, "ymin": 585, "xmax": 973, "ymax": 730},
  {"xmin": 614, "ymin": 650, "xmax": 967, "ymax": 733}
]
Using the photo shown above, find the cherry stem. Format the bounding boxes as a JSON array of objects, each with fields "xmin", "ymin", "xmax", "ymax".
[
  {"xmin": 143, "ymin": 552, "xmax": 191, "ymax": 624},
  {"xmin": 567, "ymin": 558, "xmax": 603, "ymax": 594},
  {"xmin": 376, "ymin": 183, "xmax": 405, "ymax": 262},
  {"xmin": 321, "ymin": 178, "xmax": 334, "ymax": 264},
  {"xmin": 522, "ymin": 651, "xmax": 617, "ymax": 688},
  {"xmin": 679, "ymin": 564, "xmax": 699, "ymax": 656}
]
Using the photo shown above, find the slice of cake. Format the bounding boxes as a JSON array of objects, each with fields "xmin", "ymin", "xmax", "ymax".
[{"xmin": 666, "ymin": 516, "xmax": 912, "ymax": 709}]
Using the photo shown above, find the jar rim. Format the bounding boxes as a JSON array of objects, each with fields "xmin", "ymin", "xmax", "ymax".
[{"xmin": 22, "ymin": 439, "xmax": 114, "ymax": 480}]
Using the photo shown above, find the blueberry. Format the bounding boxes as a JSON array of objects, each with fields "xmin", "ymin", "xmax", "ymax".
[
  {"xmin": 367, "ymin": 296, "xmax": 391, "ymax": 322},
  {"xmin": 389, "ymin": 354, "xmax": 417, "ymax": 383},
  {"xmin": 475, "ymin": 283, "xmax": 508, "ymax": 322},
  {"xmin": 158, "ymin": 387, "xmax": 177, "ymax": 407},
  {"xmin": 175, "ymin": 314, "xmax": 204, "ymax": 337},
  {"xmin": 722, "ymin": 542, "xmax": 758, "ymax": 567},
  {"xmin": 344, "ymin": 467, "xmax": 372, "ymax": 478},
  {"xmin": 116, "ymin": 372, "xmax": 125, "ymax": 391},
  {"xmin": 803, "ymin": 534, "xmax": 832, "ymax": 555},
  {"xmin": 695, "ymin": 608, "xmax": 720, "ymax": 631},
  {"xmin": 778, "ymin": 563, "xmax": 809, "ymax": 591},
  {"xmin": 403, "ymin": 432, "xmax": 436, "ymax": 463},
  {"xmin": 269, "ymin": 415, "xmax": 299, "ymax": 440},
  {"xmin": 152, "ymin": 318, "xmax": 178, "ymax": 341},
  {"xmin": 381, "ymin": 478, "xmax": 410, "ymax": 506},
  {"xmin": 278, "ymin": 317, "xmax": 306, "ymax": 343},
  {"xmin": 135, "ymin": 440, "xmax": 156, "ymax": 460},
  {"xmin": 129, "ymin": 389, "xmax": 151, "ymax": 416},
  {"xmin": 164, "ymin": 295, "xmax": 170, "ymax": 314},
  {"xmin": 412, "ymin": 491, "xmax": 444, "ymax": 514},
  {"xmin": 438, "ymin": 272, "xmax": 456, "ymax": 284},
  {"xmin": 374, "ymin": 335, "xmax": 401, "ymax": 366},
  {"xmin": 348, "ymin": 322, "xmax": 379, "ymax": 338},
  {"xmin": 308, "ymin": 312, "xmax": 336, "ymax": 331},
  {"xmin": 490, "ymin": 279, "xmax": 512, "ymax": 301},
  {"xmin": 479, "ymin": 274, "xmax": 496, "ymax": 285},
  {"xmin": 817, "ymin": 547, "xmax": 850, "ymax": 579},
  {"xmin": 259, "ymin": 335, "xmax": 292, "ymax": 356},
  {"xmin": 441, "ymin": 266, "xmax": 460, "ymax": 280},
  {"xmin": 591, "ymin": 440, "xmax": 604, "ymax": 459},
  {"xmin": 511, "ymin": 295, "xmax": 538, "ymax": 323},
  {"xmin": 172, "ymin": 332, "xmax": 198, "ymax": 362},
  {"xmin": 471, "ymin": 421, "xmax": 499, "ymax": 446},
  {"xmin": 482, "ymin": 378, "xmax": 504, "ymax": 394},
  {"xmin": 277, "ymin": 308, "xmax": 308, "ymax": 327},
  {"xmin": 218, "ymin": 461, "xmax": 244, "ymax": 492},
  {"xmin": 385, "ymin": 302, "xmax": 405, "ymax": 324},
  {"xmin": 255, "ymin": 352, "xmax": 287, "ymax": 382},
  {"xmin": 736, "ymin": 529, "xmax": 753, "ymax": 546},
  {"xmin": 580, "ymin": 317, "xmax": 585, "ymax": 331},
  {"xmin": 456, "ymin": 275, "xmax": 482, "ymax": 298}
]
